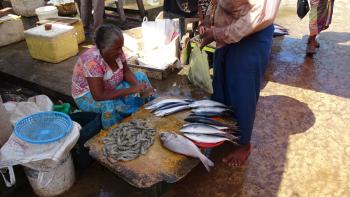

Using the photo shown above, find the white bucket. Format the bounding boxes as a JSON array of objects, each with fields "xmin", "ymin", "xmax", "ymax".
[
  {"xmin": 24, "ymin": 154, "xmax": 75, "ymax": 197},
  {"xmin": 10, "ymin": 0, "xmax": 45, "ymax": 17},
  {"xmin": 35, "ymin": 6, "xmax": 58, "ymax": 21}
]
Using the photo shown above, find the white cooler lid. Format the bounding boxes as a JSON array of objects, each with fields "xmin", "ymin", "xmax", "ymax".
[{"xmin": 24, "ymin": 24, "xmax": 74, "ymax": 38}]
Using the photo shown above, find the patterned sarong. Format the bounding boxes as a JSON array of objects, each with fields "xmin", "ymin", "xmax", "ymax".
[{"xmin": 309, "ymin": 0, "xmax": 335, "ymax": 36}]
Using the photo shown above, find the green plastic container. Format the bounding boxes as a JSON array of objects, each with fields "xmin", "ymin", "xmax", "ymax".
[{"xmin": 53, "ymin": 103, "xmax": 71, "ymax": 114}]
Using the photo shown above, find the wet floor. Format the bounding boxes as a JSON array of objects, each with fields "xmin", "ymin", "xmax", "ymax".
[{"xmin": 5, "ymin": 0, "xmax": 350, "ymax": 196}]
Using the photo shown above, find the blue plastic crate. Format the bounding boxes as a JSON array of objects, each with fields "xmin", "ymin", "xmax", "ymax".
[{"xmin": 14, "ymin": 111, "xmax": 73, "ymax": 144}]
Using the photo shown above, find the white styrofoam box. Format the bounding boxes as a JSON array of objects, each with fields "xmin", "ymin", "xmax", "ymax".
[
  {"xmin": 24, "ymin": 24, "xmax": 78, "ymax": 63},
  {"xmin": 35, "ymin": 6, "xmax": 58, "ymax": 21},
  {"xmin": 0, "ymin": 14, "xmax": 25, "ymax": 47},
  {"xmin": 10, "ymin": 0, "xmax": 45, "ymax": 17}
]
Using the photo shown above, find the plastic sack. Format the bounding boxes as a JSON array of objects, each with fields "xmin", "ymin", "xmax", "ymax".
[
  {"xmin": 137, "ymin": 35, "xmax": 179, "ymax": 70},
  {"xmin": 0, "ymin": 122, "xmax": 80, "ymax": 187},
  {"xmin": 188, "ymin": 46, "xmax": 213, "ymax": 94},
  {"xmin": 142, "ymin": 17, "xmax": 178, "ymax": 51},
  {"xmin": 27, "ymin": 95, "xmax": 53, "ymax": 112},
  {"xmin": 7, "ymin": 95, "xmax": 53, "ymax": 126},
  {"xmin": 10, "ymin": 102, "xmax": 41, "ymax": 126}
]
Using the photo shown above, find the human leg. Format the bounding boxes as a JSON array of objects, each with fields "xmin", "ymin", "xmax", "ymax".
[
  {"xmin": 307, "ymin": 0, "xmax": 335, "ymax": 55},
  {"xmin": 80, "ymin": 0, "xmax": 93, "ymax": 33},
  {"xmin": 219, "ymin": 25, "xmax": 274, "ymax": 166},
  {"xmin": 92, "ymin": 0, "xmax": 105, "ymax": 32},
  {"xmin": 211, "ymin": 47, "xmax": 228, "ymax": 105}
]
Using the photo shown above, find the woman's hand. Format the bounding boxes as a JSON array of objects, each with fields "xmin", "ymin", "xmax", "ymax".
[
  {"xmin": 200, "ymin": 28, "xmax": 214, "ymax": 49},
  {"xmin": 198, "ymin": 15, "xmax": 211, "ymax": 34},
  {"xmin": 131, "ymin": 81, "xmax": 147, "ymax": 94}
]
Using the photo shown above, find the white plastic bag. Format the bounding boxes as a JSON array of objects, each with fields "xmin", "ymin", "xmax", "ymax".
[
  {"xmin": 142, "ymin": 17, "xmax": 178, "ymax": 51},
  {"xmin": 28, "ymin": 95, "xmax": 53, "ymax": 112},
  {"xmin": 10, "ymin": 102, "xmax": 41, "ymax": 125},
  {"xmin": 8, "ymin": 95, "xmax": 53, "ymax": 126},
  {"xmin": 137, "ymin": 35, "xmax": 179, "ymax": 70}
]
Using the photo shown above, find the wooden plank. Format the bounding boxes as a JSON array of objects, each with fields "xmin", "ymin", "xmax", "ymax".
[
  {"xmin": 128, "ymin": 62, "xmax": 175, "ymax": 80},
  {"xmin": 85, "ymin": 97, "xmax": 199, "ymax": 188}
]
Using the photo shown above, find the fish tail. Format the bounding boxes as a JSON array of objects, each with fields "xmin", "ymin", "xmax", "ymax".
[
  {"xmin": 198, "ymin": 154, "xmax": 214, "ymax": 172},
  {"xmin": 223, "ymin": 133, "xmax": 239, "ymax": 141},
  {"xmin": 227, "ymin": 139, "xmax": 240, "ymax": 146}
]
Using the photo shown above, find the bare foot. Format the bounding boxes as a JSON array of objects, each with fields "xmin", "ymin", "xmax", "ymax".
[{"xmin": 222, "ymin": 144, "xmax": 251, "ymax": 167}]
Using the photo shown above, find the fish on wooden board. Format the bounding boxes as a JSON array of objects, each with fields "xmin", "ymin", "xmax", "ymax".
[
  {"xmin": 190, "ymin": 111, "xmax": 232, "ymax": 118},
  {"xmin": 160, "ymin": 132, "xmax": 214, "ymax": 172},
  {"xmin": 181, "ymin": 123, "xmax": 238, "ymax": 141},
  {"xmin": 192, "ymin": 107, "xmax": 233, "ymax": 114},
  {"xmin": 185, "ymin": 115, "xmax": 237, "ymax": 130},
  {"xmin": 152, "ymin": 102, "xmax": 189, "ymax": 113},
  {"xmin": 154, "ymin": 105, "xmax": 191, "ymax": 117},
  {"xmin": 182, "ymin": 122, "xmax": 229, "ymax": 131},
  {"xmin": 183, "ymin": 133, "xmax": 238, "ymax": 145},
  {"xmin": 189, "ymin": 99, "xmax": 228, "ymax": 108},
  {"xmin": 145, "ymin": 98, "xmax": 193, "ymax": 110}
]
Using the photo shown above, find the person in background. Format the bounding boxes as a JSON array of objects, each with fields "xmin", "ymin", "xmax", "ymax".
[
  {"xmin": 71, "ymin": 24, "xmax": 155, "ymax": 129},
  {"xmin": 307, "ymin": 0, "xmax": 335, "ymax": 55},
  {"xmin": 198, "ymin": 0, "xmax": 211, "ymax": 20},
  {"xmin": 198, "ymin": 0, "xmax": 215, "ymax": 34},
  {"xmin": 80, "ymin": 0, "xmax": 104, "ymax": 36},
  {"xmin": 200, "ymin": 0, "xmax": 281, "ymax": 166}
]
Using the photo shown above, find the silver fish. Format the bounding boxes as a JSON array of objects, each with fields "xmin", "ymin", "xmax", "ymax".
[
  {"xmin": 183, "ymin": 133, "xmax": 237, "ymax": 144},
  {"xmin": 182, "ymin": 123, "xmax": 229, "ymax": 131},
  {"xmin": 154, "ymin": 105, "xmax": 191, "ymax": 117},
  {"xmin": 189, "ymin": 100, "xmax": 228, "ymax": 108},
  {"xmin": 160, "ymin": 132, "xmax": 214, "ymax": 172},
  {"xmin": 153, "ymin": 102, "xmax": 189, "ymax": 112},
  {"xmin": 181, "ymin": 123, "xmax": 238, "ymax": 141},
  {"xmin": 192, "ymin": 107, "xmax": 232, "ymax": 114},
  {"xmin": 145, "ymin": 99, "xmax": 193, "ymax": 110}
]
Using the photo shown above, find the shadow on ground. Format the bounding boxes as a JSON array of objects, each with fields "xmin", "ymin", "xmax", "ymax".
[{"xmin": 163, "ymin": 95, "xmax": 315, "ymax": 196}]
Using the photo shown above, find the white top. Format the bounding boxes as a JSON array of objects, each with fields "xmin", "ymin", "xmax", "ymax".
[{"xmin": 24, "ymin": 24, "xmax": 74, "ymax": 38}]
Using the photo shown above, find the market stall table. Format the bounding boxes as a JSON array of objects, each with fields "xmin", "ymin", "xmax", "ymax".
[{"xmin": 85, "ymin": 98, "xmax": 201, "ymax": 196}]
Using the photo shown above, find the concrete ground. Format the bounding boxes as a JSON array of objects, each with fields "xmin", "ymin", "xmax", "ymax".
[{"xmin": 1, "ymin": 0, "xmax": 350, "ymax": 196}]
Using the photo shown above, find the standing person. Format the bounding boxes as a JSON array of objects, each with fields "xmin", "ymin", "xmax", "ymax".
[
  {"xmin": 307, "ymin": 0, "xmax": 335, "ymax": 55},
  {"xmin": 80, "ymin": 0, "xmax": 104, "ymax": 36},
  {"xmin": 200, "ymin": 0, "xmax": 281, "ymax": 166}
]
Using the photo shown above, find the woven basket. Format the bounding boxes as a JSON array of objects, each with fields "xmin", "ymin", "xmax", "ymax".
[{"xmin": 56, "ymin": 2, "xmax": 77, "ymax": 16}]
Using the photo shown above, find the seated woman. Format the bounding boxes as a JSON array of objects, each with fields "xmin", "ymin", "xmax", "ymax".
[{"xmin": 71, "ymin": 24, "xmax": 155, "ymax": 129}]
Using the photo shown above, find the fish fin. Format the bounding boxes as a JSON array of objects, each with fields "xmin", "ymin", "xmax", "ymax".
[{"xmin": 198, "ymin": 154, "xmax": 214, "ymax": 172}]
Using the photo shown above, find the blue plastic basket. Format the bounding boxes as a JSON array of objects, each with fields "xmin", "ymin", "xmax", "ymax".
[{"xmin": 14, "ymin": 111, "xmax": 73, "ymax": 144}]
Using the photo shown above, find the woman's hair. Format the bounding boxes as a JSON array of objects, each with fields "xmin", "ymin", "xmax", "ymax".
[{"xmin": 95, "ymin": 24, "xmax": 123, "ymax": 52}]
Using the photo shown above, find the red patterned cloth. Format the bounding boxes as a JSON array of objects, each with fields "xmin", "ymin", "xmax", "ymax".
[{"xmin": 71, "ymin": 46, "xmax": 126, "ymax": 99}]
